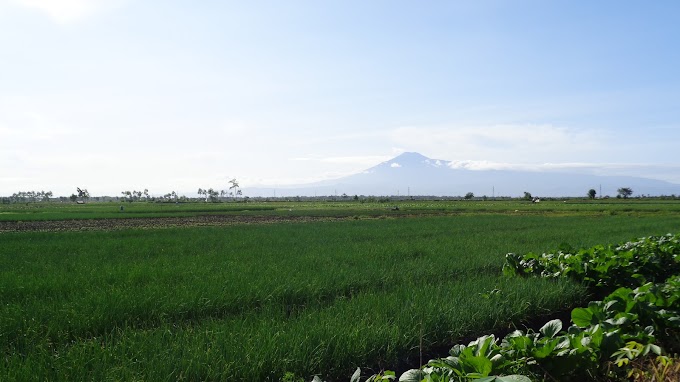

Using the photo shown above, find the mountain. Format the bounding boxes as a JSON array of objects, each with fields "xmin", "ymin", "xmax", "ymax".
[{"xmin": 245, "ymin": 152, "xmax": 679, "ymax": 198}]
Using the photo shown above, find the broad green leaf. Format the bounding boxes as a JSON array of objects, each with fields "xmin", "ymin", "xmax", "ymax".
[
  {"xmin": 489, "ymin": 353, "xmax": 504, "ymax": 365},
  {"xmin": 533, "ymin": 339, "xmax": 557, "ymax": 358},
  {"xmin": 648, "ymin": 344, "xmax": 662, "ymax": 355},
  {"xmin": 558, "ymin": 242, "xmax": 574, "ymax": 253},
  {"xmin": 350, "ymin": 367, "xmax": 361, "ymax": 382},
  {"xmin": 572, "ymin": 307, "xmax": 594, "ymax": 327},
  {"xmin": 462, "ymin": 355, "xmax": 492, "ymax": 376},
  {"xmin": 449, "ymin": 344, "xmax": 466, "ymax": 357},
  {"xmin": 369, "ymin": 373, "xmax": 396, "ymax": 382},
  {"xmin": 539, "ymin": 319, "xmax": 562, "ymax": 338},
  {"xmin": 508, "ymin": 335, "xmax": 532, "ymax": 351},
  {"xmin": 555, "ymin": 337, "xmax": 570, "ymax": 351},
  {"xmin": 587, "ymin": 325, "xmax": 604, "ymax": 348},
  {"xmin": 604, "ymin": 317, "xmax": 629, "ymax": 326},
  {"xmin": 475, "ymin": 335, "xmax": 496, "ymax": 357},
  {"xmin": 502, "ymin": 263, "xmax": 519, "ymax": 277},
  {"xmin": 604, "ymin": 300, "xmax": 623, "ymax": 313},
  {"xmin": 428, "ymin": 356, "xmax": 460, "ymax": 370},
  {"xmin": 476, "ymin": 376, "xmax": 532, "ymax": 382},
  {"xmin": 494, "ymin": 376, "xmax": 532, "ymax": 382},
  {"xmin": 505, "ymin": 330, "xmax": 525, "ymax": 338},
  {"xmin": 398, "ymin": 369, "xmax": 423, "ymax": 382},
  {"xmin": 600, "ymin": 331, "xmax": 623, "ymax": 356},
  {"xmin": 588, "ymin": 300, "xmax": 604, "ymax": 312}
]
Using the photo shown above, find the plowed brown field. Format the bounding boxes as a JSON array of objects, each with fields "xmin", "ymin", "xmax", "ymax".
[{"xmin": 0, "ymin": 215, "xmax": 352, "ymax": 233}]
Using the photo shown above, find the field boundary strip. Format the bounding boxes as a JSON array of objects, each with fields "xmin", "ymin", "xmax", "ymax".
[{"xmin": 0, "ymin": 215, "xmax": 357, "ymax": 233}]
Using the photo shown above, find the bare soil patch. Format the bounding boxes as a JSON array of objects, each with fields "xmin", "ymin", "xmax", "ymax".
[{"xmin": 0, "ymin": 215, "xmax": 352, "ymax": 233}]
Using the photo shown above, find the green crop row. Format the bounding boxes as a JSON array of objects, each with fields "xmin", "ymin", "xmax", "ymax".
[
  {"xmin": 503, "ymin": 233, "xmax": 680, "ymax": 291},
  {"xmin": 1, "ymin": 277, "xmax": 582, "ymax": 381},
  {"xmin": 2, "ymin": 199, "xmax": 680, "ymax": 221}
]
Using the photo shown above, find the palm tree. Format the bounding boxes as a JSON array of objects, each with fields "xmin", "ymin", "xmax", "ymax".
[{"xmin": 229, "ymin": 178, "xmax": 240, "ymax": 200}]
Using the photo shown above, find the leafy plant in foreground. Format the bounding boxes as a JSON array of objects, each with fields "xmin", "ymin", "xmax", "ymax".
[
  {"xmin": 354, "ymin": 234, "xmax": 680, "ymax": 382},
  {"xmin": 503, "ymin": 234, "xmax": 680, "ymax": 292},
  {"xmin": 396, "ymin": 275, "xmax": 680, "ymax": 381}
]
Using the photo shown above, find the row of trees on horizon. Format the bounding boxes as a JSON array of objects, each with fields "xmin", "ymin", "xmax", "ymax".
[{"xmin": 3, "ymin": 186, "xmax": 674, "ymax": 204}]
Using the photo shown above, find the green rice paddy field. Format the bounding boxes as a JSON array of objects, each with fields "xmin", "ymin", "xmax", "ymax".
[{"xmin": 1, "ymin": 200, "xmax": 679, "ymax": 381}]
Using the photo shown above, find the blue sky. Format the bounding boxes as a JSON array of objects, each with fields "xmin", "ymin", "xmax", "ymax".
[{"xmin": 1, "ymin": 0, "xmax": 679, "ymax": 196}]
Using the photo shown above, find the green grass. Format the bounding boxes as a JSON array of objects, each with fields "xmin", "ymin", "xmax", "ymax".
[
  {"xmin": 1, "ymin": 211, "xmax": 680, "ymax": 380},
  {"xmin": 3, "ymin": 277, "xmax": 580, "ymax": 381},
  {"xmin": 1, "ymin": 199, "xmax": 680, "ymax": 221}
]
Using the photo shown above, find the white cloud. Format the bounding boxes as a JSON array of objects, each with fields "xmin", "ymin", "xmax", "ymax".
[
  {"xmin": 447, "ymin": 160, "xmax": 674, "ymax": 173},
  {"xmin": 448, "ymin": 160, "xmax": 592, "ymax": 172},
  {"xmin": 388, "ymin": 124, "xmax": 603, "ymax": 163},
  {"xmin": 448, "ymin": 160, "xmax": 518, "ymax": 171},
  {"xmin": 239, "ymin": 171, "xmax": 357, "ymax": 187},
  {"xmin": 445, "ymin": 160, "xmax": 680, "ymax": 184},
  {"xmin": 290, "ymin": 155, "xmax": 392, "ymax": 166},
  {"xmin": 390, "ymin": 162, "xmax": 401, "ymax": 168},
  {"xmin": 8, "ymin": 0, "xmax": 125, "ymax": 24}
]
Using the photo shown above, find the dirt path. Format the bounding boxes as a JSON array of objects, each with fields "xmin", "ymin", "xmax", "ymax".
[{"xmin": 0, "ymin": 215, "xmax": 355, "ymax": 233}]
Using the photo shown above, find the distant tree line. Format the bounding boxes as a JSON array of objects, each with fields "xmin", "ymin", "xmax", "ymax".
[
  {"xmin": 118, "ymin": 190, "xmax": 190, "ymax": 203},
  {"xmin": 120, "ymin": 189, "xmax": 149, "ymax": 203},
  {"xmin": 7, "ymin": 190, "xmax": 53, "ymax": 203},
  {"xmin": 2, "ymin": 184, "xmax": 671, "ymax": 204},
  {"xmin": 197, "ymin": 178, "xmax": 242, "ymax": 202},
  {"xmin": 116, "ymin": 179, "xmax": 242, "ymax": 204}
]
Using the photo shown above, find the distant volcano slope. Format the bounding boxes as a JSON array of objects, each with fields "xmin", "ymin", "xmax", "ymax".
[{"xmin": 246, "ymin": 152, "xmax": 679, "ymax": 198}]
